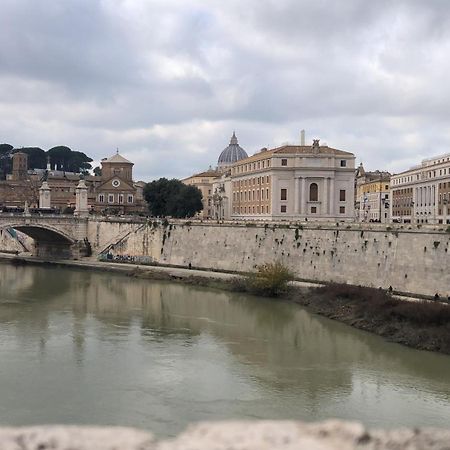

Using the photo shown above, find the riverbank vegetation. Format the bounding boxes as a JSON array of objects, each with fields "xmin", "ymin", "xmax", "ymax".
[
  {"xmin": 293, "ymin": 283, "xmax": 450, "ymax": 354},
  {"xmin": 233, "ymin": 261, "xmax": 294, "ymax": 296}
]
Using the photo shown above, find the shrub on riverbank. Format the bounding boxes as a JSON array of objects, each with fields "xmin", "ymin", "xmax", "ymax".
[
  {"xmin": 296, "ymin": 284, "xmax": 450, "ymax": 354},
  {"xmin": 236, "ymin": 262, "xmax": 294, "ymax": 296}
]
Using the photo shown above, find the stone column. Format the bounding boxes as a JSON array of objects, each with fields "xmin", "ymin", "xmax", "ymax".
[
  {"xmin": 39, "ymin": 181, "xmax": 51, "ymax": 209},
  {"xmin": 300, "ymin": 177, "xmax": 306, "ymax": 215},
  {"xmin": 329, "ymin": 178, "xmax": 335, "ymax": 216},
  {"xmin": 434, "ymin": 183, "xmax": 439, "ymax": 221},
  {"xmin": 272, "ymin": 175, "xmax": 279, "ymax": 215},
  {"xmin": 74, "ymin": 179, "xmax": 89, "ymax": 217},
  {"xmin": 23, "ymin": 201, "xmax": 30, "ymax": 216},
  {"xmin": 294, "ymin": 177, "xmax": 299, "ymax": 215},
  {"xmin": 323, "ymin": 178, "xmax": 329, "ymax": 216}
]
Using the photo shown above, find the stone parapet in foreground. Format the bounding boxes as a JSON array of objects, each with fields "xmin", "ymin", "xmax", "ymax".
[{"xmin": 1, "ymin": 421, "xmax": 450, "ymax": 449}]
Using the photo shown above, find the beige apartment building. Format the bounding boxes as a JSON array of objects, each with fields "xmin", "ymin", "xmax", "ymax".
[
  {"xmin": 230, "ymin": 139, "xmax": 355, "ymax": 221},
  {"xmin": 182, "ymin": 169, "xmax": 219, "ymax": 219},
  {"xmin": 355, "ymin": 164, "xmax": 391, "ymax": 223},
  {"xmin": 390, "ymin": 152, "xmax": 450, "ymax": 224}
]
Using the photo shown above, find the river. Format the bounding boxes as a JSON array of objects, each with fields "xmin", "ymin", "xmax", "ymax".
[{"xmin": 0, "ymin": 263, "xmax": 449, "ymax": 437}]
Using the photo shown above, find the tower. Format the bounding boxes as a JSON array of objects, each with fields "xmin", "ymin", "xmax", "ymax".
[{"xmin": 12, "ymin": 152, "xmax": 28, "ymax": 181}]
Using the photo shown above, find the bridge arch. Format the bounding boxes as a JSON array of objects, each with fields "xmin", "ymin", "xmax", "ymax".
[
  {"xmin": 1, "ymin": 223, "xmax": 76, "ymax": 244},
  {"xmin": 1, "ymin": 223, "xmax": 77, "ymax": 259}
]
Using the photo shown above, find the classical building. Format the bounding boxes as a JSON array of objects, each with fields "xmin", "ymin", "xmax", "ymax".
[
  {"xmin": 181, "ymin": 169, "xmax": 219, "ymax": 219},
  {"xmin": 355, "ymin": 164, "xmax": 391, "ymax": 222},
  {"xmin": 0, "ymin": 150, "xmax": 145, "ymax": 214},
  {"xmin": 182, "ymin": 133, "xmax": 248, "ymax": 219},
  {"xmin": 390, "ymin": 152, "xmax": 450, "ymax": 224},
  {"xmin": 230, "ymin": 139, "xmax": 355, "ymax": 221},
  {"xmin": 94, "ymin": 152, "xmax": 144, "ymax": 214}
]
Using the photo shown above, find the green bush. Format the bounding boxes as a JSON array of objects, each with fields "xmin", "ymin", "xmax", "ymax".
[{"xmin": 245, "ymin": 261, "xmax": 294, "ymax": 296}]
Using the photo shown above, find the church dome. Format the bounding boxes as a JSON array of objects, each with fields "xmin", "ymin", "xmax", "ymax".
[{"xmin": 217, "ymin": 132, "xmax": 248, "ymax": 168}]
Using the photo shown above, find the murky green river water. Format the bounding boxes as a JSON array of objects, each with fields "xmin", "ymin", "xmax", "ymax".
[{"xmin": 0, "ymin": 263, "xmax": 449, "ymax": 436}]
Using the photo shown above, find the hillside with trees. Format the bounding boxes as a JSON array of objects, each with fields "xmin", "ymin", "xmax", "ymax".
[{"xmin": 0, "ymin": 143, "xmax": 93, "ymax": 179}]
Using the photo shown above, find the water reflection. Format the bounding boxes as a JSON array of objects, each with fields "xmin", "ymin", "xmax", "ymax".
[{"xmin": 0, "ymin": 262, "xmax": 449, "ymax": 436}]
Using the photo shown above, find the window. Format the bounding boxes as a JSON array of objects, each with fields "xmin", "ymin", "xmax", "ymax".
[
  {"xmin": 311, "ymin": 206, "xmax": 317, "ymax": 213},
  {"xmin": 127, "ymin": 195, "xmax": 133, "ymax": 203},
  {"xmin": 280, "ymin": 205, "xmax": 287, "ymax": 213},
  {"xmin": 98, "ymin": 194, "xmax": 105, "ymax": 203},
  {"xmin": 340, "ymin": 206, "xmax": 346, "ymax": 214},
  {"xmin": 280, "ymin": 188, "xmax": 287, "ymax": 201},
  {"xmin": 339, "ymin": 189, "xmax": 346, "ymax": 201},
  {"xmin": 281, "ymin": 159, "xmax": 287, "ymax": 166},
  {"xmin": 340, "ymin": 160, "xmax": 347, "ymax": 167},
  {"xmin": 309, "ymin": 183, "xmax": 318, "ymax": 201},
  {"xmin": 118, "ymin": 194, "xmax": 124, "ymax": 204},
  {"xmin": 108, "ymin": 194, "xmax": 114, "ymax": 203}
]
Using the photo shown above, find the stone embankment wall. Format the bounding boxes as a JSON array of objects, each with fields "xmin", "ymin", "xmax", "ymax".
[
  {"xmin": 0, "ymin": 228, "xmax": 34, "ymax": 254},
  {"xmin": 1, "ymin": 421, "xmax": 450, "ymax": 449},
  {"xmin": 88, "ymin": 220, "xmax": 450, "ymax": 297}
]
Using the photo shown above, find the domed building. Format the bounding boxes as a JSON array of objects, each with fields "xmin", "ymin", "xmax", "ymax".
[
  {"xmin": 182, "ymin": 132, "xmax": 247, "ymax": 219},
  {"xmin": 217, "ymin": 132, "xmax": 248, "ymax": 171}
]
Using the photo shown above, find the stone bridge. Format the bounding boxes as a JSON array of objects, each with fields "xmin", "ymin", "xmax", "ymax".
[{"xmin": 0, "ymin": 213, "xmax": 90, "ymax": 259}]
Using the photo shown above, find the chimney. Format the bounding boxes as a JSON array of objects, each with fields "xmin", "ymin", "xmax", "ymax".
[{"xmin": 300, "ymin": 129, "xmax": 305, "ymax": 146}]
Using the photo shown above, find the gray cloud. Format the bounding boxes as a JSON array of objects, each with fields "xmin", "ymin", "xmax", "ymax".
[{"xmin": 1, "ymin": 0, "xmax": 450, "ymax": 180}]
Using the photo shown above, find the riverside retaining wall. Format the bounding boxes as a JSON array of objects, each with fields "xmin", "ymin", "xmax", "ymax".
[
  {"xmin": 1, "ymin": 421, "xmax": 450, "ymax": 449},
  {"xmin": 88, "ymin": 220, "xmax": 450, "ymax": 298}
]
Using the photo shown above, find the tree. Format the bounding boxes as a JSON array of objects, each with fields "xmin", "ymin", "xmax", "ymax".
[
  {"xmin": 93, "ymin": 166, "xmax": 102, "ymax": 177},
  {"xmin": 0, "ymin": 144, "xmax": 13, "ymax": 179},
  {"xmin": 143, "ymin": 178, "xmax": 203, "ymax": 218},
  {"xmin": 48, "ymin": 146, "xmax": 92, "ymax": 173},
  {"xmin": 48, "ymin": 146, "xmax": 72, "ymax": 170}
]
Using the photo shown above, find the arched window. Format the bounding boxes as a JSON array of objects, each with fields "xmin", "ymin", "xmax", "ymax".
[{"xmin": 309, "ymin": 183, "xmax": 318, "ymax": 201}]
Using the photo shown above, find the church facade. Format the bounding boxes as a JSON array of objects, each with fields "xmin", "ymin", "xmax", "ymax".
[{"xmin": 0, "ymin": 151, "xmax": 145, "ymax": 214}]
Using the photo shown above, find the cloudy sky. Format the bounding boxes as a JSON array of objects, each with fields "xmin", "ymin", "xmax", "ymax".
[{"xmin": 1, "ymin": 0, "xmax": 449, "ymax": 180}]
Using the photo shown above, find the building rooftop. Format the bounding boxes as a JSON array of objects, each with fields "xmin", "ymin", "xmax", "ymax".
[
  {"xmin": 102, "ymin": 152, "xmax": 133, "ymax": 164},
  {"xmin": 233, "ymin": 140, "xmax": 354, "ymax": 165}
]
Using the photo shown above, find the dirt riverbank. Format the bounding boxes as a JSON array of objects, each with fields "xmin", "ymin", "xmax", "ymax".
[{"xmin": 291, "ymin": 284, "xmax": 450, "ymax": 354}]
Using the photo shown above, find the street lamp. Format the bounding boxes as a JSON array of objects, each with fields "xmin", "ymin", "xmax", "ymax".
[
  {"xmin": 363, "ymin": 196, "xmax": 368, "ymax": 222},
  {"xmin": 381, "ymin": 197, "xmax": 389, "ymax": 223},
  {"xmin": 443, "ymin": 198, "xmax": 448, "ymax": 225}
]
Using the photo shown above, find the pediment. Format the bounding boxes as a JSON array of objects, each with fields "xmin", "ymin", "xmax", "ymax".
[{"xmin": 97, "ymin": 177, "xmax": 135, "ymax": 191}]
